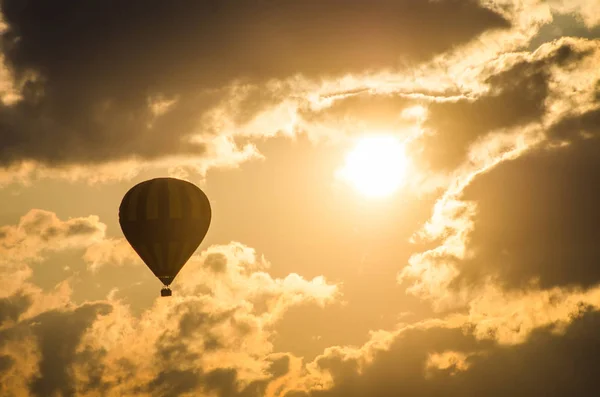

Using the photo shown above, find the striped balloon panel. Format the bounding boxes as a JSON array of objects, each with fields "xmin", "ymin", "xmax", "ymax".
[{"xmin": 118, "ymin": 178, "xmax": 211, "ymax": 285}]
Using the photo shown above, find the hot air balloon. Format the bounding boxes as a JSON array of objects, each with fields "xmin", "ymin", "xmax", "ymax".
[{"xmin": 119, "ymin": 177, "xmax": 211, "ymax": 297}]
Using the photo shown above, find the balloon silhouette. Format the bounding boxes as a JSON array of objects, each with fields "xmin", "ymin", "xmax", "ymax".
[{"xmin": 119, "ymin": 177, "xmax": 211, "ymax": 297}]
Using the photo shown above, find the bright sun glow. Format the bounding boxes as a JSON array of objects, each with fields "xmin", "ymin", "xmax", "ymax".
[{"xmin": 337, "ymin": 135, "xmax": 408, "ymax": 198}]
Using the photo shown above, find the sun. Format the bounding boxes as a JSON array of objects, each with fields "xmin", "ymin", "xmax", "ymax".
[{"xmin": 337, "ymin": 135, "xmax": 408, "ymax": 198}]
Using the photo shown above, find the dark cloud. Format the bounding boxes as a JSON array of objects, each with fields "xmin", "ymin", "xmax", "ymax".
[
  {"xmin": 548, "ymin": 106, "xmax": 600, "ymax": 142},
  {"xmin": 154, "ymin": 301, "xmax": 238, "ymax": 369},
  {"xmin": 1, "ymin": 296, "xmax": 598, "ymax": 397},
  {"xmin": 205, "ymin": 252, "xmax": 228, "ymax": 273},
  {"xmin": 176, "ymin": 302, "xmax": 237, "ymax": 339},
  {"xmin": 147, "ymin": 366, "xmax": 276, "ymax": 397},
  {"xmin": 312, "ymin": 327, "xmax": 487, "ymax": 396},
  {"xmin": 453, "ymin": 128, "xmax": 600, "ymax": 290},
  {"xmin": 0, "ymin": 293, "xmax": 294, "ymax": 396},
  {"xmin": 529, "ymin": 13, "xmax": 600, "ymax": 51},
  {"xmin": 0, "ymin": 354, "xmax": 13, "ymax": 374},
  {"xmin": 147, "ymin": 298, "xmax": 294, "ymax": 396},
  {"xmin": 0, "ymin": 0, "xmax": 509, "ymax": 166},
  {"xmin": 411, "ymin": 41, "xmax": 592, "ymax": 171},
  {"xmin": 27, "ymin": 303, "xmax": 112, "ymax": 397},
  {"xmin": 65, "ymin": 220, "xmax": 104, "ymax": 237},
  {"xmin": 288, "ymin": 308, "xmax": 600, "ymax": 397},
  {"xmin": 147, "ymin": 369, "xmax": 202, "ymax": 397},
  {"xmin": 203, "ymin": 367, "xmax": 277, "ymax": 397},
  {"xmin": 146, "ymin": 351, "xmax": 288, "ymax": 397},
  {"xmin": 74, "ymin": 347, "xmax": 110, "ymax": 396},
  {"xmin": 204, "ymin": 368, "xmax": 238, "ymax": 397},
  {"xmin": 0, "ymin": 291, "xmax": 32, "ymax": 326},
  {"xmin": 173, "ymin": 306, "xmax": 230, "ymax": 352},
  {"xmin": 444, "ymin": 307, "xmax": 600, "ymax": 397},
  {"xmin": 0, "ymin": 301, "xmax": 112, "ymax": 396},
  {"xmin": 268, "ymin": 355, "xmax": 291, "ymax": 379}
]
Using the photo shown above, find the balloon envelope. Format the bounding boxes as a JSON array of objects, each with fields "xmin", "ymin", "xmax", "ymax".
[{"xmin": 119, "ymin": 178, "xmax": 211, "ymax": 289}]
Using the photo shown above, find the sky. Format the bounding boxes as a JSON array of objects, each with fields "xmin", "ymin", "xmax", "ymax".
[{"xmin": 1, "ymin": 0, "xmax": 600, "ymax": 396}]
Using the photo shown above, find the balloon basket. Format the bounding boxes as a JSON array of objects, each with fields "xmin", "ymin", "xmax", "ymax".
[{"xmin": 160, "ymin": 287, "xmax": 172, "ymax": 297}]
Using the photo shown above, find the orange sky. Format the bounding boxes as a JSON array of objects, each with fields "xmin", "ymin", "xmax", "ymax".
[{"xmin": 1, "ymin": 1, "xmax": 600, "ymax": 396}]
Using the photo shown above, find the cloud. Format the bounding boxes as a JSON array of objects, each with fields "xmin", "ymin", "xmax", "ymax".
[
  {"xmin": 547, "ymin": 0, "xmax": 600, "ymax": 28},
  {"xmin": 450, "ymin": 283, "xmax": 600, "ymax": 344},
  {"xmin": 273, "ymin": 301, "xmax": 600, "ymax": 396},
  {"xmin": 0, "ymin": 209, "xmax": 105, "ymax": 255},
  {"xmin": 529, "ymin": 12, "xmax": 600, "ymax": 50},
  {"xmin": 291, "ymin": 37, "xmax": 597, "ymax": 187},
  {"xmin": 2, "ymin": 1, "xmax": 587, "ymax": 188},
  {"xmin": 0, "ymin": 209, "xmax": 107, "ymax": 297},
  {"xmin": 398, "ymin": 38, "xmax": 600, "ymax": 310},
  {"xmin": 454, "ymin": 133, "xmax": 600, "ymax": 291},
  {"xmin": 82, "ymin": 237, "xmax": 141, "ymax": 272},
  {"xmin": 0, "ymin": 240, "xmax": 340, "ymax": 396},
  {"xmin": 413, "ymin": 37, "xmax": 597, "ymax": 171},
  {"xmin": 176, "ymin": 243, "xmax": 340, "ymax": 321},
  {"xmin": 549, "ymin": 106, "xmax": 600, "ymax": 142},
  {"xmin": 0, "ymin": 1, "xmax": 592, "ymax": 189},
  {"xmin": 0, "ymin": 130, "xmax": 264, "ymax": 188},
  {"xmin": 0, "ymin": 0, "xmax": 508, "ymax": 172},
  {"xmin": 2, "ymin": 3, "xmax": 600, "ymax": 397},
  {"xmin": 27, "ymin": 304, "xmax": 112, "ymax": 397},
  {"xmin": 281, "ymin": 307, "xmax": 600, "ymax": 397},
  {"xmin": 0, "ymin": 301, "xmax": 111, "ymax": 397},
  {"xmin": 86, "ymin": 242, "xmax": 337, "ymax": 395},
  {"xmin": 0, "ymin": 291, "xmax": 31, "ymax": 327},
  {"xmin": 298, "ymin": 91, "xmax": 418, "ymax": 138}
]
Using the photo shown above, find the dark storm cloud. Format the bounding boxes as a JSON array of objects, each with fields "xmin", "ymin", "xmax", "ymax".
[
  {"xmin": 287, "ymin": 308, "xmax": 600, "ymax": 397},
  {"xmin": 0, "ymin": 0, "xmax": 509, "ymax": 166},
  {"xmin": 452, "ymin": 128, "xmax": 600, "ymax": 291},
  {"xmin": 412, "ymin": 41, "xmax": 593, "ymax": 171}
]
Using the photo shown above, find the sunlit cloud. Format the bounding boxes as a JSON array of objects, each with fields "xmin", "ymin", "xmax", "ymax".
[
  {"xmin": 0, "ymin": 209, "xmax": 106, "ymax": 298},
  {"xmin": 399, "ymin": 37, "xmax": 600, "ymax": 312}
]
